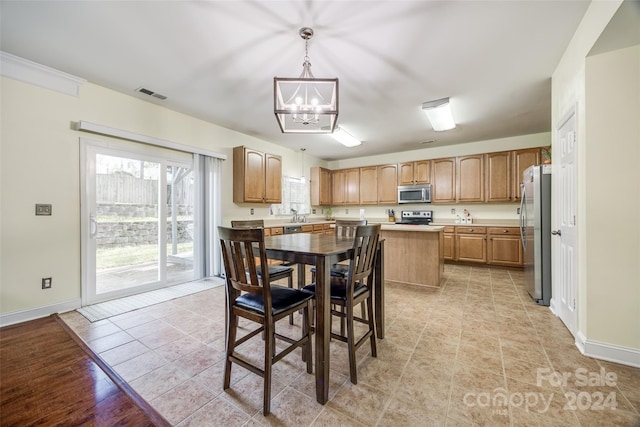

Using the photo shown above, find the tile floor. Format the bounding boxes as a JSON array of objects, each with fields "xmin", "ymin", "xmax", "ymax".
[{"xmin": 60, "ymin": 265, "xmax": 640, "ymax": 426}]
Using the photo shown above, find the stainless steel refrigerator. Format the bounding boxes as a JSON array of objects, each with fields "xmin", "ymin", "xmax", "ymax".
[{"xmin": 519, "ymin": 164, "xmax": 552, "ymax": 306}]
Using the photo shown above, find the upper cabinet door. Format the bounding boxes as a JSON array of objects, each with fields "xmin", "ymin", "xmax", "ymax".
[
  {"xmin": 332, "ymin": 169, "xmax": 347, "ymax": 205},
  {"xmin": 377, "ymin": 164, "xmax": 398, "ymax": 204},
  {"xmin": 398, "ymin": 160, "xmax": 430, "ymax": 185},
  {"xmin": 359, "ymin": 166, "xmax": 378, "ymax": 205},
  {"xmin": 432, "ymin": 158, "xmax": 456, "ymax": 203},
  {"xmin": 456, "ymin": 155, "xmax": 484, "ymax": 202},
  {"xmin": 414, "ymin": 160, "xmax": 431, "ymax": 184},
  {"xmin": 512, "ymin": 148, "xmax": 541, "ymax": 201},
  {"xmin": 345, "ymin": 168, "xmax": 360, "ymax": 205},
  {"xmin": 310, "ymin": 166, "xmax": 332, "ymax": 206},
  {"xmin": 485, "ymin": 151, "xmax": 512, "ymax": 202},
  {"xmin": 398, "ymin": 162, "xmax": 415, "ymax": 185},
  {"xmin": 264, "ymin": 154, "xmax": 282, "ymax": 203},
  {"xmin": 233, "ymin": 146, "xmax": 282, "ymax": 203}
]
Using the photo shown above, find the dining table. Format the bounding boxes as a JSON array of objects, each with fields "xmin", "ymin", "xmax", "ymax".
[{"xmin": 263, "ymin": 232, "xmax": 385, "ymax": 405}]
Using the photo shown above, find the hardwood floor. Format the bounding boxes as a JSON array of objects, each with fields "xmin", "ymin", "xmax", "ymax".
[{"xmin": 0, "ymin": 314, "xmax": 170, "ymax": 426}]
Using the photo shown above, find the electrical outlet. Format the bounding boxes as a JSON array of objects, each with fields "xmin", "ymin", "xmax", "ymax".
[
  {"xmin": 312, "ymin": 208, "xmax": 316, "ymax": 214},
  {"xmin": 42, "ymin": 277, "xmax": 52, "ymax": 289},
  {"xmin": 345, "ymin": 209, "xmax": 349, "ymax": 214},
  {"xmin": 36, "ymin": 204, "xmax": 52, "ymax": 216},
  {"xmin": 250, "ymin": 208, "xmax": 254, "ymax": 215},
  {"xmin": 517, "ymin": 207, "xmax": 521, "ymax": 215},
  {"xmin": 451, "ymin": 208, "xmax": 456, "ymax": 214}
]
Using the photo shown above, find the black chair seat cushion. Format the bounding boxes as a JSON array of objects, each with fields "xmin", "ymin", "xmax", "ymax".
[
  {"xmin": 301, "ymin": 277, "xmax": 368, "ymax": 301},
  {"xmin": 259, "ymin": 264, "xmax": 294, "ymax": 277},
  {"xmin": 236, "ymin": 285, "xmax": 312, "ymax": 316},
  {"xmin": 309, "ymin": 263, "xmax": 349, "ymax": 278}
]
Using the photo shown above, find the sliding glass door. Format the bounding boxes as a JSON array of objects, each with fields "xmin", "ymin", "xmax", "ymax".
[{"xmin": 81, "ymin": 139, "xmax": 196, "ymax": 304}]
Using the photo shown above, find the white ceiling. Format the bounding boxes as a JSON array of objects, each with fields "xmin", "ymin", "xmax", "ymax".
[{"xmin": 0, "ymin": 1, "xmax": 592, "ymax": 160}]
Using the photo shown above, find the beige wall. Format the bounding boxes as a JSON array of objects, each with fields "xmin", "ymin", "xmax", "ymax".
[
  {"xmin": 0, "ymin": 76, "xmax": 328, "ymax": 318},
  {"xmin": 585, "ymin": 44, "xmax": 640, "ymax": 349},
  {"xmin": 552, "ymin": 0, "xmax": 640, "ymax": 356}
]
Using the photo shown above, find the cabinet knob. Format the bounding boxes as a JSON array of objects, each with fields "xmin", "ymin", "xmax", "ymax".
[{"xmin": 503, "ymin": 229, "xmax": 508, "ymax": 233}]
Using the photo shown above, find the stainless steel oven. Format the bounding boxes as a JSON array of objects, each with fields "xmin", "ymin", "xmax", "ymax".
[{"xmin": 398, "ymin": 184, "xmax": 431, "ymax": 204}]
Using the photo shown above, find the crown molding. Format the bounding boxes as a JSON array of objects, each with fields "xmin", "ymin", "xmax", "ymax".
[{"xmin": 1, "ymin": 51, "xmax": 86, "ymax": 97}]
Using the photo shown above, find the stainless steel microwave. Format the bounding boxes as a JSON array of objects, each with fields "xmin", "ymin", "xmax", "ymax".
[{"xmin": 398, "ymin": 184, "xmax": 432, "ymax": 204}]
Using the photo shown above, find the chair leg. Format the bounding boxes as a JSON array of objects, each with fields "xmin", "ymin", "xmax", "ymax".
[
  {"xmin": 224, "ymin": 312, "xmax": 238, "ymax": 390},
  {"xmin": 346, "ymin": 302, "xmax": 358, "ymax": 385},
  {"xmin": 263, "ymin": 320, "xmax": 273, "ymax": 415},
  {"xmin": 367, "ymin": 295, "xmax": 377, "ymax": 358},
  {"xmin": 288, "ymin": 273, "xmax": 295, "ymax": 325},
  {"xmin": 303, "ymin": 303, "xmax": 313, "ymax": 373}
]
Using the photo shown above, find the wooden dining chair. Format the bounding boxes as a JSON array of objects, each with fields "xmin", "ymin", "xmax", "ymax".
[
  {"xmin": 302, "ymin": 224, "xmax": 380, "ymax": 385},
  {"xmin": 218, "ymin": 226, "xmax": 313, "ymax": 415},
  {"xmin": 311, "ymin": 219, "xmax": 367, "ymax": 279},
  {"xmin": 311, "ymin": 219, "xmax": 368, "ymax": 333},
  {"xmin": 231, "ymin": 220, "xmax": 296, "ymax": 324}
]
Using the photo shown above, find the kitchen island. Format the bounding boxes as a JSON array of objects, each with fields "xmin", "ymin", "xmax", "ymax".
[{"xmin": 379, "ymin": 224, "xmax": 444, "ymax": 288}]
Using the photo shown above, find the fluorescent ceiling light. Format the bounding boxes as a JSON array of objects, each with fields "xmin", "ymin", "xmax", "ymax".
[
  {"xmin": 331, "ymin": 126, "xmax": 361, "ymax": 147},
  {"xmin": 422, "ymin": 97, "xmax": 456, "ymax": 131}
]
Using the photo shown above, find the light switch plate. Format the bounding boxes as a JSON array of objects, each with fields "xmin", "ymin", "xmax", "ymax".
[{"xmin": 36, "ymin": 204, "xmax": 52, "ymax": 216}]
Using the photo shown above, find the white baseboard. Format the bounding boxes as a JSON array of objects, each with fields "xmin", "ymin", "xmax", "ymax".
[
  {"xmin": 576, "ymin": 331, "xmax": 640, "ymax": 368},
  {"xmin": 549, "ymin": 297, "xmax": 558, "ymax": 316},
  {"xmin": 0, "ymin": 299, "xmax": 81, "ymax": 327}
]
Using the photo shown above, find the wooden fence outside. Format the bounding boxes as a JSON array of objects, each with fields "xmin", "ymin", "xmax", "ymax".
[{"xmin": 96, "ymin": 173, "xmax": 194, "ymax": 205}]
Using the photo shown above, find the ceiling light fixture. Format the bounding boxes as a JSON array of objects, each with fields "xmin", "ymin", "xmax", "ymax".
[
  {"xmin": 330, "ymin": 126, "xmax": 361, "ymax": 147},
  {"xmin": 274, "ymin": 27, "xmax": 338, "ymax": 133},
  {"xmin": 422, "ymin": 97, "xmax": 456, "ymax": 131}
]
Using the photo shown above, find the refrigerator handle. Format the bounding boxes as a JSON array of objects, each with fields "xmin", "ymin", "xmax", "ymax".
[{"xmin": 519, "ymin": 184, "xmax": 526, "ymax": 251}]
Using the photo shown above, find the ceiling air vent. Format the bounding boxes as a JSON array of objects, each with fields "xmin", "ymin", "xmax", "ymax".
[{"xmin": 135, "ymin": 87, "xmax": 167, "ymax": 100}]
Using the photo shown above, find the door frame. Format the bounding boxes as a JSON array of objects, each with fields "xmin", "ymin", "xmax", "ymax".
[{"xmin": 80, "ymin": 137, "xmax": 194, "ymax": 305}]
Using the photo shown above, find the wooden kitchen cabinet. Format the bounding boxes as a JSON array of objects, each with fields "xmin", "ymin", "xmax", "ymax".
[
  {"xmin": 487, "ymin": 227, "xmax": 523, "ymax": 266},
  {"xmin": 431, "ymin": 157, "xmax": 456, "ymax": 203},
  {"xmin": 456, "ymin": 154, "xmax": 484, "ymax": 202},
  {"xmin": 512, "ymin": 148, "xmax": 540, "ymax": 201},
  {"xmin": 398, "ymin": 160, "xmax": 431, "ymax": 185},
  {"xmin": 443, "ymin": 226, "xmax": 455, "ymax": 260},
  {"xmin": 485, "ymin": 151, "xmax": 512, "ymax": 202},
  {"xmin": 455, "ymin": 226, "xmax": 487, "ymax": 263},
  {"xmin": 360, "ymin": 164, "xmax": 397, "ymax": 204},
  {"xmin": 233, "ymin": 146, "xmax": 282, "ymax": 204},
  {"xmin": 264, "ymin": 227, "xmax": 284, "ymax": 236},
  {"xmin": 377, "ymin": 164, "xmax": 398, "ymax": 204},
  {"xmin": 310, "ymin": 166, "xmax": 332, "ymax": 206},
  {"xmin": 359, "ymin": 166, "xmax": 378, "ymax": 204},
  {"xmin": 332, "ymin": 168, "xmax": 360, "ymax": 205}
]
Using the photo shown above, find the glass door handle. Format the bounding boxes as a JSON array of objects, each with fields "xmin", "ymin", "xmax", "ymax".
[
  {"xmin": 90, "ymin": 214, "xmax": 98, "ymax": 238},
  {"xmin": 551, "ymin": 230, "xmax": 562, "ymax": 236}
]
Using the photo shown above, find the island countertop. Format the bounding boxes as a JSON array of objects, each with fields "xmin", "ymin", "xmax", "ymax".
[{"xmin": 378, "ymin": 224, "xmax": 444, "ymax": 232}]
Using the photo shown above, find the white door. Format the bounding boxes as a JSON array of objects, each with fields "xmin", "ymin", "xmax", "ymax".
[
  {"xmin": 553, "ymin": 107, "xmax": 578, "ymax": 335},
  {"xmin": 81, "ymin": 138, "xmax": 196, "ymax": 305}
]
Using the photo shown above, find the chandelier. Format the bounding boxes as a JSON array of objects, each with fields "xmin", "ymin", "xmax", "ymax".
[{"xmin": 274, "ymin": 27, "xmax": 338, "ymax": 133}]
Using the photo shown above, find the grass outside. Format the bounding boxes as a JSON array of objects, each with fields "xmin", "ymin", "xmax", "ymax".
[{"xmin": 97, "ymin": 243, "xmax": 193, "ymax": 270}]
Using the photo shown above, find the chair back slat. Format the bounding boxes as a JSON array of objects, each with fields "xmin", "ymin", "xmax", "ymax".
[
  {"xmin": 335, "ymin": 219, "xmax": 367, "ymax": 238},
  {"xmin": 347, "ymin": 224, "xmax": 380, "ymax": 284},
  {"xmin": 219, "ymin": 226, "xmax": 269, "ymax": 296}
]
